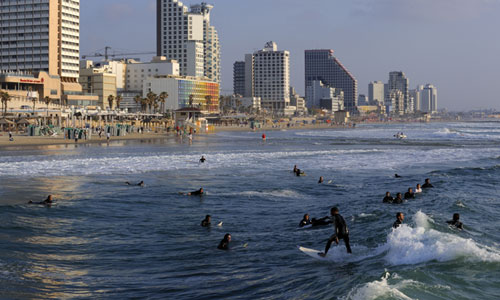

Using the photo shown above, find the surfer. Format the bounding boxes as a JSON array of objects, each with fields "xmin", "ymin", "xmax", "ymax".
[
  {"xmin": 404, "ymin": 188, "xmax": 415, "ymax": 199},
  {"xmin": 295, "ymin": 169, "xmax": 305, "ymax": 176},
  {"xmin": 199, "ymin": 156, "xmax": 206, "ymax": 163},
  {"xmin": 293, "ymin": 165, "xmax": 298, "ymax": 173},
  {"xmin": 383, "ymin": 191, "xmax": 394, "ymax": 203},
  {"xmin": 217, "ymin": 233, "xmax": 231, "ymax": 250},
  {"xmin": 446, "ymin": 213, "xmax": 463, "ymax": 230},
  {"xmin": 422, "ymin": 178, "xmax": 434, "ymax": 188},
  {"xmin": 395, "ymin": 173, "xmax": 402, "ymax": 178},
  {"xmin": 393, "ymin": 193, "xmax": 403, "ymax": 204},
  {"xmin": 415, "ymin": 184, "xmax": 422, "ymax": 193},
  {"xmin": 187, "ymin": 188, "xmax": 204, "ymax": 196},
  {"xmin": 319, "ymin": 207, "xmax": 352, "ymax": 257},
  {"xmin": 299, "ymin": 214, "xmax": 312, "ymax": 227},
  {"xmin": 29, "ymin": 195, "xmax": 53, "ymax": 205},
  {"xmin": 318, "ymin": 176, "xmax": 324, "ymax": 184},
  {"xmin": 393, "ymin": 212, "xmax": 404, "ymax": 228},
  {"xmin": 126, "ymin": 181, "xmax": 144, "ymax": 187},
  {"xmin": 201, "ymin": 215, "xmax": 211, "ymax": 227},
  {"xmin": 311, "ymin": 216, "xmax": 333, "ymax": 227}
]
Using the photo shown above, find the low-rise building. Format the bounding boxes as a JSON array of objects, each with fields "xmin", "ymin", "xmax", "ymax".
[{"xmin": 305, "ymin": 80, "xmax": 344, "ymax": 112}]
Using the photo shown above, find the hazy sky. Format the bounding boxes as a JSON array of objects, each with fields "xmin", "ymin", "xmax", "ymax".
[{"xmin": 81, "ymin": 0, "xmax": 500, "ymax": 110}]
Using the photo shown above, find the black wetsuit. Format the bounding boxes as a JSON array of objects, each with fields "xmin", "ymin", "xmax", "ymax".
[
  {"xmin": 200, "ymin": 158, "xmax": 206, "ymax": 163},
  {"xmin": 393, "ymin": 219, "xmax": 403, "ymax": 228},
  {"xmin": 447, "ymin": 220, "xmax": 463, "ymax": 229},
  {"xmin": 383, "ymin": 196, "xmax": 394, "ymax": 203},
  {"xmin": 312, "ymin": 216, "xmax": 332, "ymax": 227},
  {"xmin": 299, "ymin": 219, "xmax": 312, "ymax": 227},
  {"xmin": 217, "ymin": 239, "xmax": 230, "ymax": 250},
  {"xmin": 422, "ymin": 183, "xmax": 434, "ymax": 188},
  {"xmin": 325, "ymin": 214, "xmax": 352, "ymax": 254},
  {"xmin": 201, "ymin": 220, "xmax": 211, "ymax": 227},
  {"xmin": 190, "ymin": 189, "xmax": 203, "ymax": 196},
  {"xmin": 393, "ymin": 197, "xmax": 403, "ymax": 204},
  {"xmin": 404, "ymin": 192, "xmax": 415, "ymax": 199}
]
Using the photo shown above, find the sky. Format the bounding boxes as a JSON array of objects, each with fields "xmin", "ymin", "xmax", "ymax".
[{"xmin": 80, "ymin": 0, "xmax": 500, "ymax": 111}]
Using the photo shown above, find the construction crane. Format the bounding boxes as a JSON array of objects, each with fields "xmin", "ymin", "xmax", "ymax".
[{"xmin": 81, "ymin": 46, "xmax": 156, "ymax": 60}]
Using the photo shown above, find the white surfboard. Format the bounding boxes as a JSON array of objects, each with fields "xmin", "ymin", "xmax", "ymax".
[{"xmin": 298, "ymin": 246, "xmax": 329, "ymax": 261}]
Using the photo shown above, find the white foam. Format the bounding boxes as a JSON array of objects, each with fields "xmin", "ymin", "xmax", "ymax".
[
  {"xmin": 342, "ymin": 272, "xmax": 415, "ymax": 300},
  {"xmin": 381, "ymin": 211, "xmax": 500, "ymax": 265}
]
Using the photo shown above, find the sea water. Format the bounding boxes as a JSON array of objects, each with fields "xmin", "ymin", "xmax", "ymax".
[{"xmin": 0, "ymin": 122, "xmax": 499, "ymax": 299}]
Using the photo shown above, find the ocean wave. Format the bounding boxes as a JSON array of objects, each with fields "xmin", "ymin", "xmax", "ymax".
[
  {"xmin": 380, "ymin": 211, "xmax": 500, "ymax": 265},
  {"xmin": 220, "ymin": 189, "xmax": 304, "ymax": 199}
]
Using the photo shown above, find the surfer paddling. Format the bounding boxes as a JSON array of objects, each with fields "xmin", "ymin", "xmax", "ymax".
[
  {"xmin": 318, "ymin": 207, "xmax": 352, "ymax": 257},
  {"xmin": 29, "ymin": 195, "xmax": 54, "ymax": 206},
  {"xmin": 217, "ymin": 233, "xmax": 231, "ymax": 250},
  {"xmin": 181, "ymin": 188, "xmax": 204, "ymax": 196}
]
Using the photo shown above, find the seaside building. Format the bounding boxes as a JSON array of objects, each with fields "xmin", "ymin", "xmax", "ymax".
[
  {"xmin": 305, "ymin": 80, "xmax": 344, "ymax": 112},
  {"xmin": 305, "ymin": 49, "xmax": 357, "ymax": 113},
  {"xmin": 230, "ymin": 94, "xmax": 261, "ymax": 112},
  {"xmin": 143, "ymin": 75, "xmax": 219, "ymax": 114},
  {"xmin": 156, "ymin": 0, "xmax": 220, "ymax": 83},
  {"xmin": 0, "ymin": 0, "xmax": 94, "ymax": 106},
  {"xmin": 387, "ymin": 72, "xmax": 410, "ymax": 114},
  {"xmin": 409, "ymin": 85, "xmax": 423, "ymax": 112},
  {"xmin": 387, "ymin": 89, "xmax": 405, "ymax": 115},
  {"xmin": 420, "ymin": 84, "xmax": 438, "ymax": 113},
  {"xmin": 290, "ymin": 87, "xmax": 307, "ymax": 116},
  {"xmin": 79, "ymin": 61, "xmax": 117, "ymax": 109},
  {"xmin": 358, "ymin": 94, "xmax": 368, "ymax": 106},
  {"xmin": 233, "ymin": 61, "xmax": 246, "ymax": 96},
  {"xmin": 368, "ymin": 81, "xmax": 385, "ymax": 105}
]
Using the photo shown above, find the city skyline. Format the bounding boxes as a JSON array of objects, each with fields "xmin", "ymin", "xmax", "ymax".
[{"xmin": 80, "ymin": 0, "xmax": 500, "ymax": 110}]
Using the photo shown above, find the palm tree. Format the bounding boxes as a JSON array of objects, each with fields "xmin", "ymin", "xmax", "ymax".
[
  {"xmin": 141, "ymin": 98, "xmax": 148, "ymax": 113},
  {"xmin": 146, "ymin": 92, "xmax": 157, "ymax": 114},
  {"xmin": 134, "ymin": 95, "xmax": 142, "ymax": 112},
  {"xmin": 1, "ymin": 91, "xmax": 11, "ymax": 119},
  {"xmin": 159, "ymin": 92, "xmax": 168, "ymax": 114},
  {"xmin": 205, "ymin": 95, "xmax": 212, "ymax": 113},
  {"xmin": 44, "ymin": 96, "xmax": 51, "ymax": 116},
  {"xmin": 107, "ymin": 94, "xmax": 115, "ymax": 110},
  {"xmin": 188, "ymin": 94, "xmax": 194, "ymax": 108},
  {"xmin": 116, "ymin": 95, "xmax": 123, "ymax": 109}
]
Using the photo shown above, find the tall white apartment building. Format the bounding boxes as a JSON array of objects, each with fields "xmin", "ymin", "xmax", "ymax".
[
  {"xmin": 246, "ymin": 42, "xmax": 293, "ymax": 115},
  {"xmin": 410, "ymin": 85, "xmax": 423, "ymax": 112},
  {"xmin": 387, "ymin": 71, "xmax": 410, "ymax": 114},
  {"xmin": 421, "ymin": 84, "xmax": 438, "ymax": 113},
  {"xmin": 0, "ymin": 0, "xmax": 80, "ymax": 82},
  {"xmin": 125, "ymin": 57, "xmax": 179, "ymax": 91},
  {"xmin": 368, "ymin": 81, "xmax": 385, "ymax": 105},
  {"xmin": 156, "ymin": 0, "xmax": 220, "ymax": 83}
]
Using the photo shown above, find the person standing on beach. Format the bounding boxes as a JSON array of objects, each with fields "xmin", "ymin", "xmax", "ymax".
[
  {"xmin": 8, "ymin": 131, "xmax": 13, "ymax": 141},
  {"xmin": 106, "ymin": 132, "xmax": 110, "ymax": 142},
  {"xmin": 319, "ymin": 207, "xmax": 352, "ymax": 257}
]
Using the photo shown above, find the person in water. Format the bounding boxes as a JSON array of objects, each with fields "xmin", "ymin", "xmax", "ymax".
[
  {"xmin": 395, "ymin": 173, "xmax": 402, "ymax": 178},
  {"xmin": 218, "ymin": 233, "xmax": 231, "ymax": 250},
  {"xmin": 201, "ymin": 215, "xmax": 211, "ymax": 227},
  {"xmin": 422, "ymin": 178, "xmax": 434, "ymax": 188},
  {"xmin": 126, "ymin": 181, "xmax": 144, "ymax": 187},
  {"xmin": 404, "ymin": 188, "xmax": 415, "ymax": 199},
  {"xmin": 446, "ymin": 213, "xmax": 463, "ymax": 229},
  {"xmin": 393, "ymin": 212, "xmax": 404, "ymax": 228},
  {"xmin": 299, "ymin": 214, "xmax": 312, "ymax": 227},
  {"xmin": 188, "ymin": 188, "xmax": 204, "ymax": 196},
  {"xmin": 29, "ymin": 195, "xmax": 53, "ymax": 205},
  {"xmin": 415, "ymin": 184, "xmax": 422, "ymax": 193},
  {"xmin": 383, "ymin": 191, "xmax": 394, "ymax": 203},
  {"xmin": 319, "ymin": 207, "xmax": 352, "ymax": 257},
  {"xmin": 200, "ymin": 156, "xmax": 206, "ymax": 163},
  {"xmin": 393, "ymin": 193, "xmax": 403, "ymax": 204},
  {"xmin": 311, "ymin": 216, "xmax": 333, "ymax": 227},
  {"xmin": 318, "ymin": 176, "xmax": 324, "ymax": 184},
  {"xmin": 293, "ymin": 165, "xmax": 298, "ymax": 173},
  {"xmin": 295, "ymin": 168, "xmax": 305, "ymax": 176}
]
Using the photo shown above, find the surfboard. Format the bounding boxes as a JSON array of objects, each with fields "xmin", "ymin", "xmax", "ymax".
[
  {"xmin": 217, "ymin": 221, "xmax": 223, "ymax": 227},
  {"xmin": 298, "ymin": 246, "xmax": 329, "ymax": 261}
]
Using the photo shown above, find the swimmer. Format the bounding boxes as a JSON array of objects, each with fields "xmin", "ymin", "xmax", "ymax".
[
  {"xmin": 187, "ymin": 188, "xmax": 204, "ymax": 196},
  {"xmin": 126, "ymin": 181, "xmax": 144, "ymax": 187},
  {"xmin": 201, "ymin": 215, "xmax": 211, "ymax": 227},
  {"xmin": 446, "ymin": 213, "xmax": 463, "ymax": 230},
  {"xmin": 299, "ymin": 214, "xmax": 312, "ymax": 227},
  {"xmin": 393, "ymin": 212, "xmax": 404, "ymax": 228},
  {"xmin": 393, "ymin": 193, "xmax": 403, "ymax": 204},
  {"xmin": 318, "ymin": 207, "xmax": 352, "ymax": 257},
  {"xmin": 383, "ymin": 191, "xmax": 394, "ymax": 203},
  {"xmin": 404, "ymin": 188, "xmax": 415, "ymax": 199},
  {"xmin": 395, "ymin": 173, "xmax": 402, "ymax": 178},
  {"xmin": 422, "ymin": 178, "xmax": 434, "ymax": 188},
  {"xmin": 199, "ymin": 156, "xmax": 206, "ymax": 163},
  {"xmin": 29, "ymin": 195, "xmax": 53, "ymax": 205},
  {"xmin": 293, "ymin": 165, "xmax": 298, "ymax": 173},
  {"xmin": 415, "ymin": 184, "xmax": 422, "ymax": 193},
  {"xmin": 318, "ymin": 176, "xmax": 324, "ymax": 184},
  {"xmin": 217, "ymin": 233, "xmax": 231, "ymax": 250}
]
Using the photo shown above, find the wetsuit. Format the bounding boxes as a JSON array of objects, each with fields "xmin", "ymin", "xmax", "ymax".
[
  {"xmin": 201, "ymin": 220, "xmax": 211, "ymax": 227},
  {"xmin": 190, "ymin": 189, "xmax": 204, "ymax": 196},
  {"xmin": 325, "ymin": 214, "xmax": 352, "ymax": 254},
  {"xmin": 393, "ymin": 197, "xmax": 403, "ymax": 204},
  {"xmin": 422, "ymin": 183, "xmax": 434, "ymax": 188},
  {"xmin": 299, "ymin": 218, "xmax": 312, "ymax": 227},
  {"xmin": 200, "ymin": 157, "xmax": 206, "ymax": 163},
  {"xmin": 404, "ymin": 192, "xmax": 415, "ymax": 199},
  {"xmin": 383, "ymin": 196, "xmax": 394, "ymax": 203},
  {"xmin": 393, "ymin": 219, "xmax": 403, "ymax": 228},
  {"xmin": 446, "ymin": 220, "xmax": 463, "ymax": 229},
  {"xmin": 312, "ymin": 216, "xmax": 332, "ymax": 227},
  {"xmin": 217, "ymin": 239, "xmax": 229, "ymax": 250}
]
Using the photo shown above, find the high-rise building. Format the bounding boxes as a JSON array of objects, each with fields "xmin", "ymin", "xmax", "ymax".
[
  {"xmin": 409, "ymin": 85, "xmax": 423, "ymax": 112},
  {"xmin": 368, "ymin": 81, "xmax": 385, "ymax": 105},
  {"xmin": 233, "ymin": 61, "xmax": 245, "ymax": 96},
  {"xmin": 387, "ymin": 72, "xmax": 410, "ymax": 113},
  {"xmin": 387, "ymin": 89, "xmax": 405, "ymax": 115},
  {"xmin": 305, "ymin": 50, "xmax": 357, "ymax": 113},
  {"xmin": 305, "ymin": 80, "xmax": 344, "ymax": 112},
  {"xmin": 421, "ymin": 84, "xmax": 438, "ymax": 113},
  {"xmin": 0, "ymin": 0, "xmax": 80, "ymax": 82},
  {"xmin": 156, "ymin": 0, "xmax": 220, "ymax": 83}
]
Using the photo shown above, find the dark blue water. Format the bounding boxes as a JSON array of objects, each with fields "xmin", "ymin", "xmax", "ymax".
[{"xmin": 1, "ymin": 122, "xmax": 499, "ymax": 299}]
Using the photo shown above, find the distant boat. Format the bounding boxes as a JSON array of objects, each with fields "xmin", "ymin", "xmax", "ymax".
[{"xmin": 394, "ymin": 132, "xmax": 407, "ymax": 139}]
